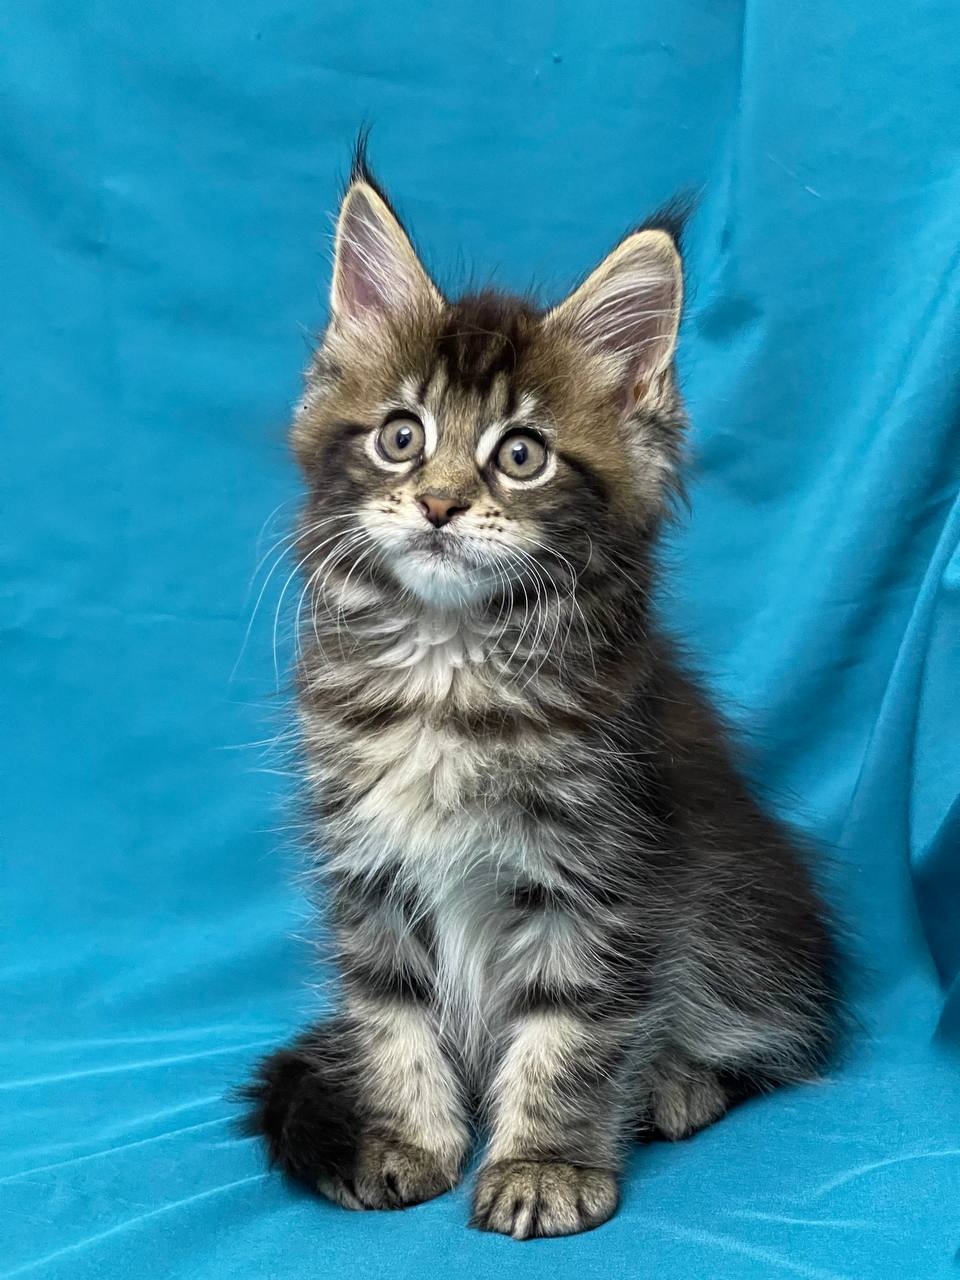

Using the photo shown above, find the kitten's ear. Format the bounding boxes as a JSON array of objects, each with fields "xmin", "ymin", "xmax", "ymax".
[
  {"xmin": 331, "ymin": 180, "xmax": 441, "ymax": 328},
  {"xmin": 546, "ymin": 228, "xmax": 682, "ymax": 409}
]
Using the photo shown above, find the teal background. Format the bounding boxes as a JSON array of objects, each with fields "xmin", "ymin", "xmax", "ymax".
[{"xmin": 3, "ymin": 2, "xmax": 959, "ymax": 1276}]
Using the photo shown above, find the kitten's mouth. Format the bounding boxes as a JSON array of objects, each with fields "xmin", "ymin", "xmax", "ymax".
[
  {"xmin": 409, "ymin": 529, "xmax": 461, "ymax": 561},
  {"xmin": 425, "ymin": 534, "xmax": 454, "ymax": 559}
]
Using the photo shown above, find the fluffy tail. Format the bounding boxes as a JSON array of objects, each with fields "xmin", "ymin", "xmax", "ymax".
[{"xmin": 239, "ymin": 1018, "xmax": 362, "ymax": 1187}]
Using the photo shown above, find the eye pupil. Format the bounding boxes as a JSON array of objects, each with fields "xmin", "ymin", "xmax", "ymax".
[
  {"xmin": 512, "ymin": 442, "xmax": 528, "ymax": 466},
  {"xmin": 396, "ymin": 426, "xmax": 412, "ymax": 449}
]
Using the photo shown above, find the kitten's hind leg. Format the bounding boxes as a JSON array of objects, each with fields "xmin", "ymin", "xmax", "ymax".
[{"xmin": 645, "ymin": 1051, "xmax": 731, "ymax": 1140}]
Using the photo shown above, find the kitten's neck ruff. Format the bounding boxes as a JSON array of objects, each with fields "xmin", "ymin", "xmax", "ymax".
[
  {"xmin": 298, "ymin": 556, "xmax": 603, "ymax": 717},
  {"xmin": 364, "ymin": 606, "xmax": 495, "ymax": 701}
]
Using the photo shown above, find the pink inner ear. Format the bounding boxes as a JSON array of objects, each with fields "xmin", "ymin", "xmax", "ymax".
[
  {"xmin": 337, "ymin": 196, "xmax": 392, "ymax": 317},
  {"xmin": 558, "ymin": 233, "xmax": 682, "ymax": 402},
  {"xmin": 589, "ymin": 281, "xmax": 674, "ymax": 361},
  {"xmin": 576, "ymin": 273, "xmax": 679, "ymax": 410}
]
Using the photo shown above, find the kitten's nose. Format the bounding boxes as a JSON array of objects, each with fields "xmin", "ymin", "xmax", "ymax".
[{"xmin": 415, "ymin": 494, "xmax": 471, "ymax": 528}]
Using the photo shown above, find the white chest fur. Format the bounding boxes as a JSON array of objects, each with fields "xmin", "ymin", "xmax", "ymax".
[
  {"xmin": 311, "ymin": 610, "xmax": 574, "ymax": 1053},
  {"xmin": 316, "ymin": 613, "xmax": 503, "ymax": 873}
]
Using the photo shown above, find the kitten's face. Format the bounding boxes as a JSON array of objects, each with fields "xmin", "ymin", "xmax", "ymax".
[{"xmin": 292, "ymin": 169, "xmax": 685, "ymax": 610}]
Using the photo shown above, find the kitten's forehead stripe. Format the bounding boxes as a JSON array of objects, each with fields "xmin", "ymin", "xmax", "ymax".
[
  {"xmin": 435, "ymin": 292, "xmax": 538, "ymax": 399},
  {"xmin": 502, "ymin": 377, "xmax": 518, "ymax": 422}
]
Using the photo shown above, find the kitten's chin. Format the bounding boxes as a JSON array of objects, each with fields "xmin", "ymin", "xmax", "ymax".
[{"xmin": 388, "ymin": 551, "xmax": 496, "ymax": 609}]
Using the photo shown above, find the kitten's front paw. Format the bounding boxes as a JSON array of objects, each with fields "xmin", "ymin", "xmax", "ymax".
[
  {"xmin": 331, "ymin": 1136, "xmax": 458, "ymax": 1210},
  {"xmin": 471, "ymin": 1159, "xmax": 618, "ymax": 1239}
]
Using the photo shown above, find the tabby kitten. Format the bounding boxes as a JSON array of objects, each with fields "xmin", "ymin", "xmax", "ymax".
[{"xmin": 243, "ymin": 149, "xmax": 836, "ymax": 1239}]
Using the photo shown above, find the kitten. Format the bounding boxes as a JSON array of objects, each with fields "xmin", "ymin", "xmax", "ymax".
[{"xmin": 242, "ymin": 147, "xmax": 837, "ymax": 1240}]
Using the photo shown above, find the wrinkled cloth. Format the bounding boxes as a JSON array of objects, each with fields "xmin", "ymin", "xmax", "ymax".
[{"xmin": 2, "ymin": 2, "xmax": 958, "ymax": 1276}]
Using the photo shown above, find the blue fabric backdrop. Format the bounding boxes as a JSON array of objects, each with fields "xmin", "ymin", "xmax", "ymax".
[{"xmin": 3, "ymin": 2, "xmax": 959, "ymax": 1276}]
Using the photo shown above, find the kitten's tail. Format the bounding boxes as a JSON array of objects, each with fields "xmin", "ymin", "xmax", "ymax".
[{"xmin": 238, "ymin": 1017, "xmax": 362, "ymax": 1187}]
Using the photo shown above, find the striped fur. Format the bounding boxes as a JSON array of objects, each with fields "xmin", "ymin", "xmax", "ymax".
[{"xmin": 242, "ymin": 149, "xmax": 837, "ymax": 1239}]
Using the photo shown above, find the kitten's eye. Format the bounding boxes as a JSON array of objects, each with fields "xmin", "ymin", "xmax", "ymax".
[
  {"xmin": 376, "ymin": 415, "xmax": 426, "ymax": 463},
  {"xmin": 494, "ymin": 431, "xmax": 548, "ymax": 481}
]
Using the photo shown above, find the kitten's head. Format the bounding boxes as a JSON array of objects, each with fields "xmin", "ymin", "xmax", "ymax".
[{"xmin": 292, "ymin": 153, "xmax": 686, "ymax": 610}]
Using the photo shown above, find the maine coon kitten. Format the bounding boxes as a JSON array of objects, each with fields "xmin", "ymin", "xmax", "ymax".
[{"xmin": 242, "ymin": 149, "xmax": 837, "ymax": 1239}]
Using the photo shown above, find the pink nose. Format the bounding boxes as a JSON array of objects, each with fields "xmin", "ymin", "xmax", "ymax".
[{"xmin": 415, "ymin": 494, "xmax": 471, "ymax": 528}]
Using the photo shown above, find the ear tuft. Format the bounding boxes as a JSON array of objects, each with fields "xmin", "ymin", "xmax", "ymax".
[{"xmin": 350, "ymin": 126, "xmax": 375, "ymax": 187}]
